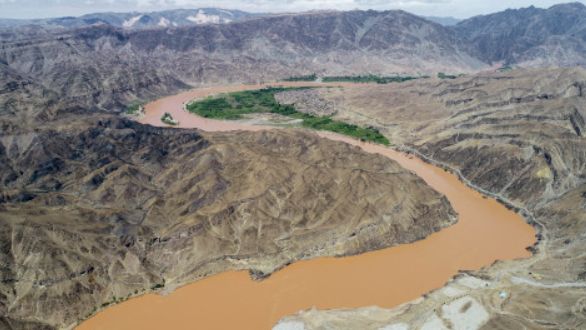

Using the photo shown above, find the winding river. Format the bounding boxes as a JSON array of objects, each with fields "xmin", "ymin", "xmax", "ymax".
[{"xmin": 77, "ymin": 82, "xmax": 536, "ymax": 330}]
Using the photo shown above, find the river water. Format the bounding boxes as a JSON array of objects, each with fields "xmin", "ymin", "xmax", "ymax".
[{"xmin": 77, "ymin": 83, "xmax": 536, "ymax": 330}]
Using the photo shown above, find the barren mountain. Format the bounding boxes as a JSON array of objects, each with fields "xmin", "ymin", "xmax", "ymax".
[
  {"xmin": 456, "ymin": 2, "xmax": 586, "ymax": 67},
  {"xmin": 278, "ymin": 67, "xmax": 586, "ymax": 329},
  {"xmin": 5, "ymin": 1, "xmax": 586, "ymax": 93},
  {"xmin": 0, "ymin": 9, "xmax": 485, "ymax": 113},
  {"xmin": 0, "ymin": 111, "xmax": 454, "ymax": 329}
]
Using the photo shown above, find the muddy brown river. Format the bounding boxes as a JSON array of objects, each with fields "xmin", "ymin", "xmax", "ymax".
[{"xmin": 77, "ymin": 83, "xmax": 536, "ymax": 330}]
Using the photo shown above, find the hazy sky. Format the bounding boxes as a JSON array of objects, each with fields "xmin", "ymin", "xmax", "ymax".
[{"xmin": 0, "ymin": 0, "xmax": 583, "ymax": 19}]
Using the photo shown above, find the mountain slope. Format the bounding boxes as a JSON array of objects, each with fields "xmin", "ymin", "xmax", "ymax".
[
  {"xmin": 456, "ymin": 2, "xmax": 586, "ymax": 66},
  {"xmin": 0, "ymin": 116, "xmax": 455, "ymax": 329}
]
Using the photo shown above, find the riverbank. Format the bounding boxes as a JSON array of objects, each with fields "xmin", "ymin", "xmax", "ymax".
[
  {"xmin": 77, "ymin": 83, "xmax": 536, "ymax": 330},
  {"xmin": 268, "ymin": 68, "xmax": 586, "ymax": 330}
]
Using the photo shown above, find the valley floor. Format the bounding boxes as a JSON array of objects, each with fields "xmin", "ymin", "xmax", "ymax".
[{"xmin": 77, "ymin": 82, "xmax": 534, "ymax": 329}]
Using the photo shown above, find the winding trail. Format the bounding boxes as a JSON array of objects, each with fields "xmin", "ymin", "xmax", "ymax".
[{"xmin": 77, "ymin": 83, "xmax": 536, "ymax": 330}]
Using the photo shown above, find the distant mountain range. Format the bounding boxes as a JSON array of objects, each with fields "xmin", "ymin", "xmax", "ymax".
[
  {"xmin": 0, "ymin": 9, "xmax": 464, "ymax": 29},
  {"xmin": 455, "ymin": 2, "xmax": 586, "ymax": 66},
  {"xmin": 3, "ymin": 1, "xmax": 586, "ymax": 69},
  {"xmin": 2, "ymin": 2, "xmax": 586, "ymax": 122},
  {"xmin": 424, "ymin": 16, "xmax": 461, "ymax": 26},
  {"xmin": 0, "ymin": 8, "xmax": 256, "ymax": 29},
  {"xmin": 0, "ymin": 8, "xmax": 485, "ymax": 118}
]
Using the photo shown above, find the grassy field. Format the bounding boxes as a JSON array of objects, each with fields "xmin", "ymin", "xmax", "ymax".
[{"xmin": 186, "ymin": 87, "xmax": 390, "ymax": 145}]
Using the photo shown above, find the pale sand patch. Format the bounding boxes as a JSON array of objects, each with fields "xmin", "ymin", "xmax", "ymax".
[
  {"xmin": 421, "ymin": 314, "xmax": 448, "ymax": 330},
  {"xmin": 441, "ymin": 286, "xmax": 465, "ymax": 298},
  {"xmin": 273, "ymin": 320, "xmax": 306, "ymax": 330},
  {"xmin": 441, "ymin": 296, "xmax": 489, "ymax": 329},
  {"xmin": 379, "ymin": 323, "xmax": 409, "ymax": 330},
  {"xmin": 457, "ymin": 276, "xmax": 490, "ymax": 290}
]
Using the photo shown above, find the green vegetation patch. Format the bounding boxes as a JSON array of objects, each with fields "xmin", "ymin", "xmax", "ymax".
[
  {"xmin": 438, "ymin": 72, "xmax": 460, "ymax": 79},
  {"xmin": 187, "ymin": 87, "xmax": 298, "ymax": 120},
  {"xmin": 161, "ymin": 112, "xmax": 178, "ymax": 125},
  {"xmin": 187, "ymin": 87, "xmax": 389, "ymax": 145},
  {"xmin": 151, "ymin": 283, "xmax": 165, "ymax": 290},
  {"xmin": 126, "ymin": 101, "xmax": 143, "ymax": 115},
  {"xmin": 282, "ymin": 74, "xmax": 317, "ymax": 82},
  {"xmin": 300, "ymin": 116, "xmax": 390, "ymax": 145},
  {"xmin": 322, "ymin": 74, "xmax": 425, "ymax": 84}
]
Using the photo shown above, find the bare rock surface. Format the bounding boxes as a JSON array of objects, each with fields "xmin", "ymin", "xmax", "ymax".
[{"xmin": 0, "ymin": 25, "xmax": 456, "ymax": 328}]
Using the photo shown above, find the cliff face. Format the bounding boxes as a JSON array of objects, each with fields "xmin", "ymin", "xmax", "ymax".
[{"xmin": 282, "ymin": 67, "xmax": 586, "ymax": 329}]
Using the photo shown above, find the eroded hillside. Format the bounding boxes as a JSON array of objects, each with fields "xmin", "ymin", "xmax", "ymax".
[
  {"xmin": 279, "ymin": 67, "xmax": 586, "ymax": 329},
  {"xmin": 0, "ymin": 115, "xmax": 454, "ymax": 329}
]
